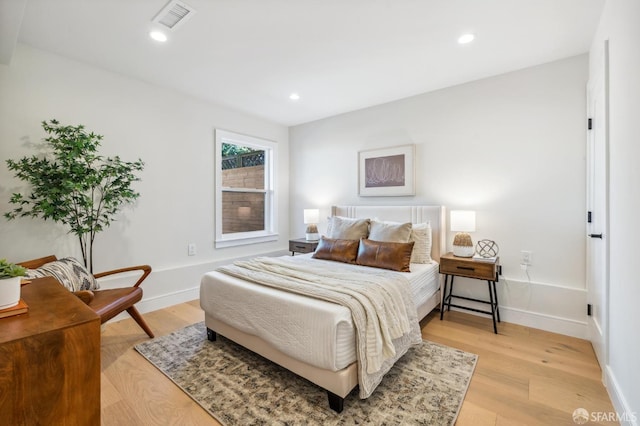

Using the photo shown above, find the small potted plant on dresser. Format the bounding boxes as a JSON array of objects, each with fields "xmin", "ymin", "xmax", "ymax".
[{"xmin": 0, "ymin": 259, "xmax": 26, "ymax": 309}]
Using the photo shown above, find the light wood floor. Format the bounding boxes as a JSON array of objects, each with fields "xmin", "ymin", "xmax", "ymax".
[{"xmin": 101, "ymin": 301, "xmax": 615, "ymax": 425}]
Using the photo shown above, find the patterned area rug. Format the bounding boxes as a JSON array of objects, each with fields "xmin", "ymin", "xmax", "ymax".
[{"xmin": 135, "ymin": 322, "xmax": 477, "ymax": 425}]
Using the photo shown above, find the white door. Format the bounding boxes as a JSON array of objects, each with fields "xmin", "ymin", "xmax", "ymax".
[{"xmin": 586, "ymin": 40, "xmax": 609, "ymax": 370}]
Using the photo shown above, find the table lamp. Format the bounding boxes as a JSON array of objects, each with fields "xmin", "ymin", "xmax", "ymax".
[
  {"xmin": 304, "ymin": 209, "xmax": 320, "ymax": 241},
  {"xmin": 450, "ymin": 210, "xmax": 476, "ymax": 257}
]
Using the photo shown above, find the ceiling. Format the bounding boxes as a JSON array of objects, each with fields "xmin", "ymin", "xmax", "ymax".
[{"xmin": 5, "ymin": 0, "xmax": 604, "ymax": 126}]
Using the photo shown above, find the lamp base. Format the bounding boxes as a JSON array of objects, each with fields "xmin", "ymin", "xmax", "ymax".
[
  {"xmin": 453, "ymin": 245, "xmax": 475, "ymax": 257},
  {"xmin": 452, "ymin": 232, "xmax": 474, "ymax": 257},
  {"xmin": 305, "ymin": 224, "xmax": 319, "ymax": 241}
]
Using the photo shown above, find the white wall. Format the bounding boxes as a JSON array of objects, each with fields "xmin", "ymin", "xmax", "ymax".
[
  {"xmin": 0, "ymin": 44, "xmax": 290, "ymax": 310},
  {"xmin": 591, "ymin": 0, "xmax": 640, "ymax": 422},
  {"xmin": 290, "ymin": 55, "xmax": 589, "ymax": 338}
]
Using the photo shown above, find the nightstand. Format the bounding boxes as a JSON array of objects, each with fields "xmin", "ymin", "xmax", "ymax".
[
  {"xmin": 289, "ymin": 238, "xmax": 319, "ymax": 255},
  {"xmin": 439, "ymin": 252, "xmax": 501, "ymax": 333}
]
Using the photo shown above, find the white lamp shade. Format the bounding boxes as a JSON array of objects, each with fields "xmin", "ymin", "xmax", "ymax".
[
  {"xmin": 450, "ymin": 210, "xmax": 476, "ymax": 232},
  {"xmin": 303, "ymin": 209, "xmax": 320, "ymax": 224}
]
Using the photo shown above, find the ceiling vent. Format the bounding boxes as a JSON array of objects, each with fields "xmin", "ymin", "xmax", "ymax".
[{"xmin": 152, "ymin": 0, "xmax": 196, "ymax": 32}]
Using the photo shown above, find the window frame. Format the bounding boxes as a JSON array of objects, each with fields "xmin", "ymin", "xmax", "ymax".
[{"xmin": 214, "ymin": 129, "xmax": 278, "ymax": 248}]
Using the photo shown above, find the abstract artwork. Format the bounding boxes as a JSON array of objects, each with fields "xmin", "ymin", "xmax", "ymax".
[{"xmin": 358, "ymin": 145, "xmax": 415, "ymax": 196}]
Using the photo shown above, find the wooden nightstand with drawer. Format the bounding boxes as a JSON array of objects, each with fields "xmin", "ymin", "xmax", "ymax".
[
  {"xmin": 439, "ymin": 252, "xmax": 501, "ymax": 333},
  {"xmin": 289, "ymin": 238, "xmax": 319, "ymax": 255}
]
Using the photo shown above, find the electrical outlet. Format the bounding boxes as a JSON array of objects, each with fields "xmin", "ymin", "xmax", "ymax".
[
  {"xmin": 521, "ymin": 250, "xmax": 532, "ymax": 265},
  {"xmin": 188, "ymin": 243, "xmax": 197, "ymax": 256}
]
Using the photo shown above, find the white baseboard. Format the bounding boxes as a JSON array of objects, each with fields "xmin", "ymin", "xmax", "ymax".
[
  {"xmin": 137, "ymin": 285, "xmax": 200, "ymax": 313},
  {"xmin": 446, "ymin": 275, "xmax": 588, "ymax": 339},
  {"xmin": 604, "ymin": 366, "xmax": 639, "ymax": 425},
  {"xmin": 447, "ymin": 305, "xmax": 588, "ymax": 339},
  {"xmin": 108, "ymin": 285, "xmax": 200, "ymax": 323},
  {"xmin": 104, "ymin": 249, "xmax": 289, "ymax": 324},
  {"xmin": 107, "ymin": 254, "xmax": 588, "ymax": 342},
  {"xmin": 126, "ymin": 285, "xmax": 589, "ymax": 339},
  {"xmin": 499, "ymin": 306, "xmax": 588, "ymax": 339}
]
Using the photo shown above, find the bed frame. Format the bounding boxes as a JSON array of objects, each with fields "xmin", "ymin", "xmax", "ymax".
[{"xmin": 204, "ymin": 205, "xmax": 446, "ymax": 412}]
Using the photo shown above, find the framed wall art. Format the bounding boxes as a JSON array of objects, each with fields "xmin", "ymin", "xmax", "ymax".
[{"xmin": 358, "ymin": 144, "xmax": 415, "ymax": 196}]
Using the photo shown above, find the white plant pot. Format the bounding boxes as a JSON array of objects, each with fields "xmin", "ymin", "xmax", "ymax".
[{"xmin": 0, "ymin": 276, "xmax": 21, "ymax": 310}]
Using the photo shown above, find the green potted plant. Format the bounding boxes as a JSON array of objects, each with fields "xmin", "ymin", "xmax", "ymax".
[
  {"xmin": 4, "ymin": 120, "xmax": 144, "ymax": 273},
  {"xmin": 0, "ymin": 259, "xmax": 26, "ymax": 309}
]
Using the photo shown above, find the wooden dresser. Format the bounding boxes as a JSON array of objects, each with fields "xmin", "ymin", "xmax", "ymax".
[{"xmin": 0, "ymin": 277, "xmax": 101, "ymax": 425}]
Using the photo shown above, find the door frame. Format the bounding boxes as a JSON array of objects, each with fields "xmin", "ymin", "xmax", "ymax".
[{"xmin": 585, "ymin": 39, "xmax": 610, "ymax": 372}]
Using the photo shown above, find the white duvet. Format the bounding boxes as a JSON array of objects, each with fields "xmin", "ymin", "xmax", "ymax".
[{"xmin": 199, "ymin": 254, "xmax": 439, "ymax": 372}]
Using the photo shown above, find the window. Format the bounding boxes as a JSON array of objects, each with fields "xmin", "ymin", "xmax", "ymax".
[{"xmin": 215, "ymin": 129, "xmax": 277, "ymax": 247}]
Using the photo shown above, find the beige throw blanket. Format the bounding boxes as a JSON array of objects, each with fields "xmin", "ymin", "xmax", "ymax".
[{"xmin": 217, "ymin": 256, "xmax": 422, "ymax": 398}]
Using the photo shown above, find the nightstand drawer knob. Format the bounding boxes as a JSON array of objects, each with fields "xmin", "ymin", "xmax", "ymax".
[
  {"xmin": 456, "ymin": 266, "xmax": 475, "ymax": 271},
  {"xmin": 294, "ymin": 245, "xmax": 307, "ymax": 249}
]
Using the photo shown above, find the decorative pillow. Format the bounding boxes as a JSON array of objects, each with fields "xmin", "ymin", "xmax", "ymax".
[
  {"xmin": 409, "ymin": 222, "xmax": 432, "ymax": 264},
  {"xmin": 368, "ymin": 220, "xmax": 412, "ymax": 243},
  {"xmin": 25, "ymin": 257, "xmax": 99, "ymax": 291},
  {"xmin": 326, "ymin": 216, "xmax": 370, "ymax": 240},
  {"xmin": 356, "ymin": 238, "xmax": 415, "ymax": 272},
  {"xmin": 312, "ymin": 237, "xmax": 360, "ymax": 264}
]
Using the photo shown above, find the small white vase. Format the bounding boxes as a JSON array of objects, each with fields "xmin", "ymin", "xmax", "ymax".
[{"xmin": 0, "ymin": 276, "xmax": 21, "ymax": 310}]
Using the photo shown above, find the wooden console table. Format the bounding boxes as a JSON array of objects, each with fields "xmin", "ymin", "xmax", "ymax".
[{"xmin": 0, "ymin": 277, "xmax": 101, "ymax": 425}]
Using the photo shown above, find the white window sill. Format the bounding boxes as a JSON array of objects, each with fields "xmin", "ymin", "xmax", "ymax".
[{"xmin": 215, "ymin": 233, "xmax": 279, "ymax": 248}]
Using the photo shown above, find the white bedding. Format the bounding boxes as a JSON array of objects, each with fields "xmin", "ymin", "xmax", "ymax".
[{"xmin": 199, "ymin": 254, "xmax": 439, "ymax": 372}]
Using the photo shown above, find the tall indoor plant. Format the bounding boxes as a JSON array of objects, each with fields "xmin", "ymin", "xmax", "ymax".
[{"xmin": 5, "ymin": 120, "xmax": 144, "ymax": 273}]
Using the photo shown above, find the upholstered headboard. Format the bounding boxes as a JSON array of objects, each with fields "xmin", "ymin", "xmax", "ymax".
[{"xmin": 331, "ymin": 205, "xmax": 446, "ymax": 262}]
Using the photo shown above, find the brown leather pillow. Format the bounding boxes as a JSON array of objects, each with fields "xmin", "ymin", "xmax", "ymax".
[
  {"xmin": 312, "ymin": 237, "xmax": 360, "ymax": 264},
  {"xmin": 356, "ymin": 238, "xmax": 415, "ymax": 272}
]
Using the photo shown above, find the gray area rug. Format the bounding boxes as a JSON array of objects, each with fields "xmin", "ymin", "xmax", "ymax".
[{"xmin": 135, "ymin": 322, "xmax": 477, "ymax": 425}]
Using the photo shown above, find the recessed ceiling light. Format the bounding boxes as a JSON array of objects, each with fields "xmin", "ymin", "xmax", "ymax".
[
  {"xmin": 149, "ymin": 31, "xmax": 168, "ymax": 42},
  {"xmin": 289, "ymin": 93, "xmax": 300, "ymax": 101},
  {"xmin": 458, "ymin": 33, "xmax": 475, "ymax": 44}
]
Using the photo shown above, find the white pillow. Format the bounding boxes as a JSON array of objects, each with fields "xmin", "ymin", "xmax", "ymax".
[
  {"xmin": 25, "ymin": 257, "xmax": 100, "ymax": 291},
  {"xmin": 409, "ymin": 222, "xmax": 432, "ymax": 264},
  {"xmin": 368, "ymin": 219, "xmax": 412, "ymax": 243},
  {"xmin": 325, "ymin": 216, "xmax": 370, "ymax": 240}
]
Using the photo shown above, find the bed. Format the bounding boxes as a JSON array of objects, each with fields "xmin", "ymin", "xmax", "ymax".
[{"xmin": 200, "ymin": 205, "xmax": 446, "ymax": 412}]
